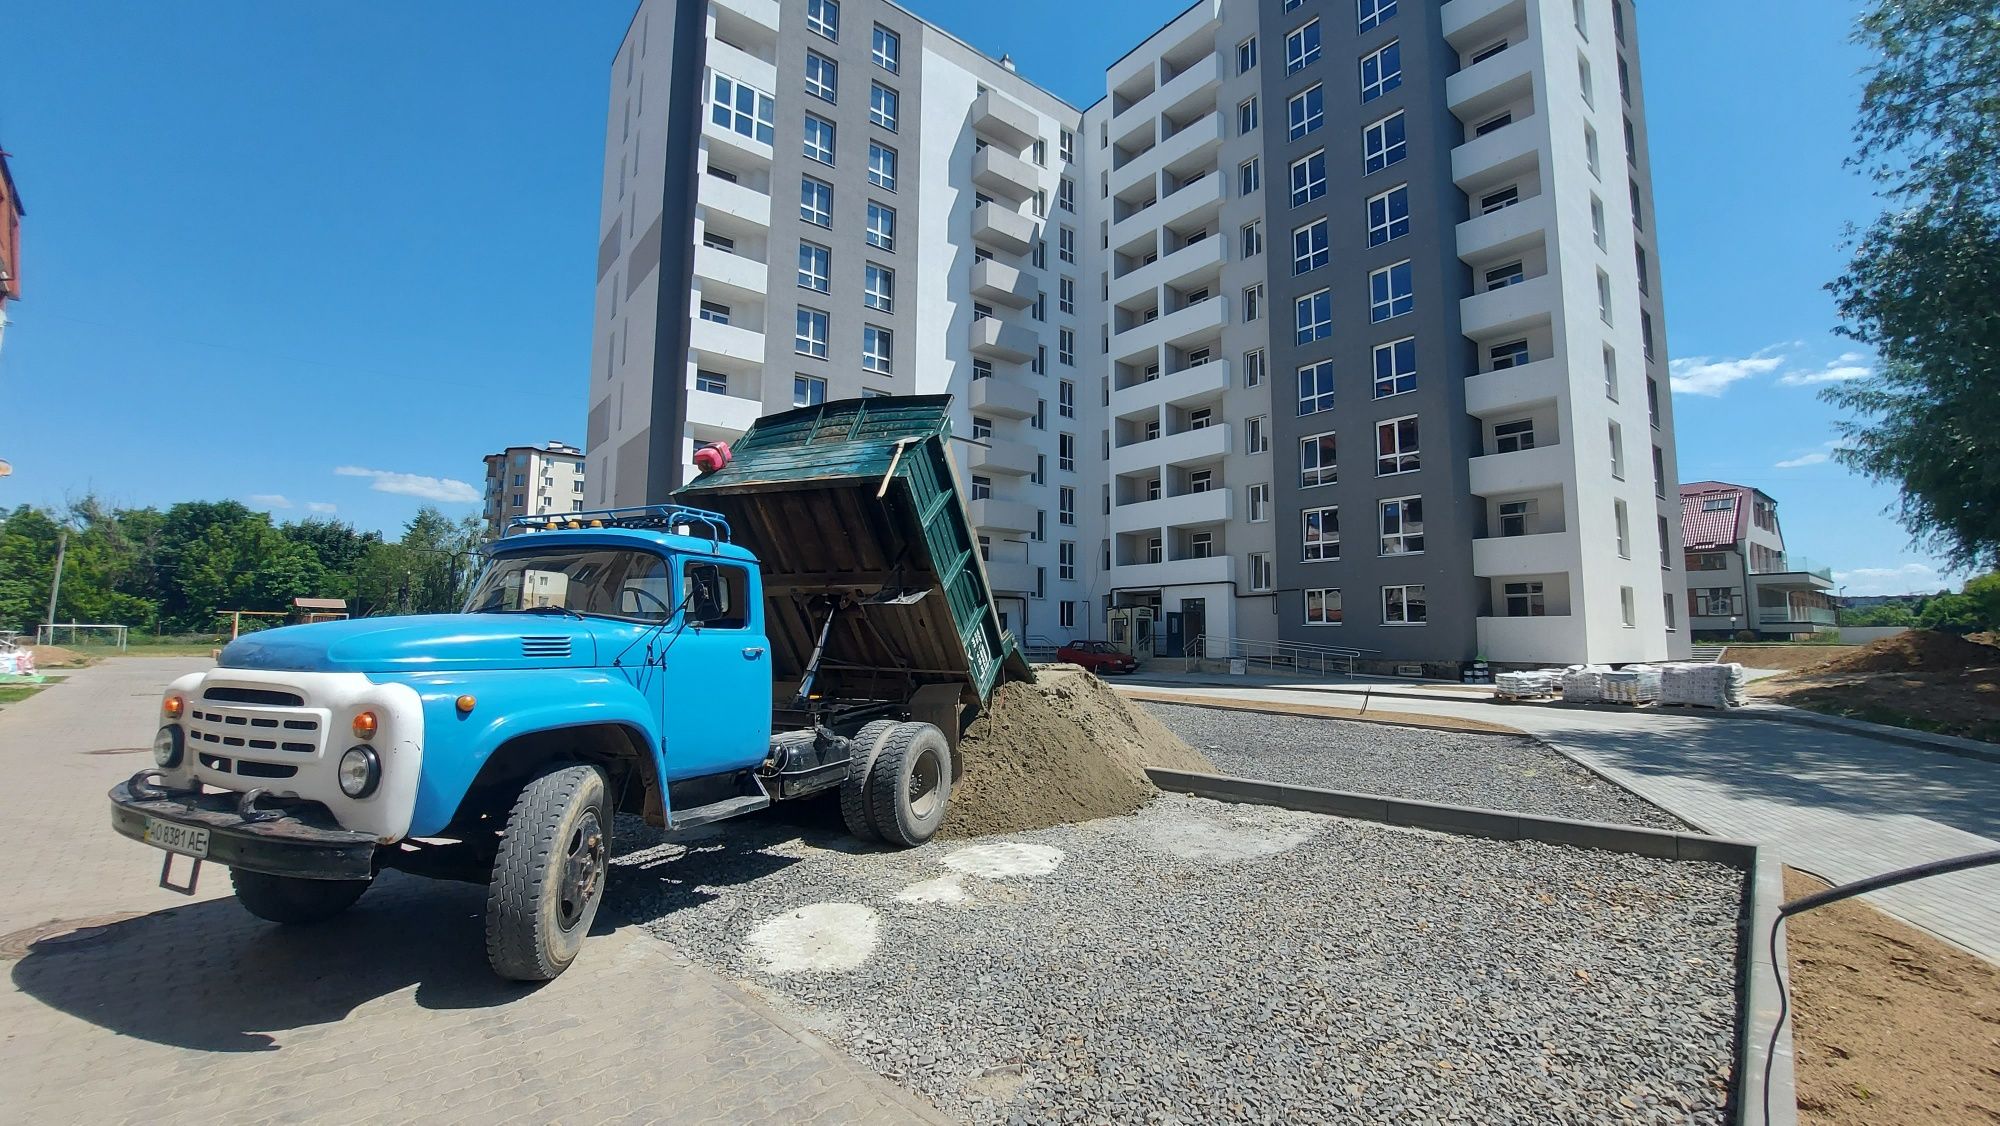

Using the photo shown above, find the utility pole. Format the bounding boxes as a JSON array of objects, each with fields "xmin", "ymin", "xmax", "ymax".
[{"xmin": 44, "ymin": 527, "xmax": 68, "ymax": 628}]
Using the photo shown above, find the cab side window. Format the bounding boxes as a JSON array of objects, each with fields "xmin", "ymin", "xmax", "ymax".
[{"xmin": 684, "ymin": 562, "xmax": 752, "ymax": 630}]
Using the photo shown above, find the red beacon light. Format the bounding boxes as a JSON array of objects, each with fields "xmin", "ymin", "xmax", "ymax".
[{"xmin": 693, "ymin": 441, "xmax": 733, "ymax": 475}]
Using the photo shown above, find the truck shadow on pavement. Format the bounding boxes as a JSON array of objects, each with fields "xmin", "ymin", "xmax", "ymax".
[{"xmin": 606, "ymin": 797, "xmax": 883, "ymax": 925}]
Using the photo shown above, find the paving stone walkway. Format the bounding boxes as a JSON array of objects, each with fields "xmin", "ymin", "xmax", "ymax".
[{"xmin": 0, "ymin": 657, "xmax": 945, "ymax": 1125}]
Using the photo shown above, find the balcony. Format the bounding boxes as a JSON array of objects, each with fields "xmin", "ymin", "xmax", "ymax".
[
  {"xmin": 969, "ymin": 317, "xmax": 1037, "ymax": 364},
  {"xmin": 1756, "ymin": 606, "xmax": 1838, "ymax": 627},
  {"xmin": 970, "ymin": 374, "xmax": 1038, "ymax": 419},
  {"xmin": 703, "ymin": 118, "xmax": 774, "ymax": 169},
  {"xmin": 971, "ymin": 497, "xmax": 1038, "ymax": 534},
  {"xmin": 1446, "ymin": 41, "xmax": 1534, "ymax": 125},
  {"xmin": 686, "ymin": 386, "xmax": 763, "ymax": 435},
  {"xmin": 712, "ymin": 0, "xmax": 781, "ymax": 32},
  {"xmin": 1110, "ymin": 423, "xmax": 1230, "ymax": 476},
  {"xmin": 971, "ymin": 89, "xmax": 1039, "ymax": 150},
  {"xmin": 698, "ymin": 174, "xmax": 772, "ymax": 227},
  {"xmin": 1111, "ymin": 295, "xmax": 1226, "ymax": 365},
  {"xmin": 1472, "ymin": 532, "xmax": 1574, "ymax": 578},
  {"xmin": 1475, "ymin": 613, "xmax": 1582, "ymax": 666},
  {"xmin": 972, "ymin": 201, "xmax": 1036, "ymax": 255},
  {"xmin": 1752, "ymin": 568, "xmax": 1836, "ymax": 592},
  {"xmin": 706, "ymin": 38, "xmax": 776, "ymax": 98},
  {"xmin": 1109, "ymin": 488, "xmax": 1232, "ymax": 535},
  {"xmin": 1455, "ymin": 192, "xmax": 1553, "ymax": 263},
  {"xmin": 1115, "ymin": 112, "xmax": 1222, "ymax": 194},
  {"xmin": 986, "ymin": 559, "xmax": 1038, "ymax": 594},
  {"xmin": 692, "ymin": 245, "xmax": 767, "ymax": 299},
  {"xmin": 1111, "ymin": 233, "xmax": 1223, "ymax": 304},
  {"xmin": 1460, "ymin": 272, "xmax": 1556, "ymax": 338},
  {"xmin": 1469, "ymin": 441, "xmax": 1567, "ymax": 495},
  {"xmin": 1111, "ymin": 359, "xmax": 1229, "ymax": 417},
  {"xmin": 1111, "ymin": 174, "xmax": 1223, "ymax": 255},
  {"xmin": 1110, "ymin": 554, "xmax": 1236, "ymax": 591},
  {"xmin": 1464, "ymin": 356, "xmax": 1563, "ymax": 417},
  {"xmin": 688, "ymin": 317, "xmax": 766, "ymax": 366},
  {"xmin": 973, "ymin": 145, "xmax": 1039, "ymax": 201},
  {"xmin": 1116, "ymin": 52, "xmax": 1222, "ymax": 133},
  {"xmin": 970, "ymin": 258, "xmax": 1038, "ymax": 308},
  {"xmin": 1451, "ymin": 116, "xmax": 1538, "ymax": 189},
  {"xmin": 969, "ymin": 436, "xmax": 1038, "ymax": 477},
  {"xmin": 1443, "ymin": 0, "xmax": 1527, "ymax": 48}
]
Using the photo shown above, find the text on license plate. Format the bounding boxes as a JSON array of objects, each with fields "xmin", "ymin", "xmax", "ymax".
[{"xmin": 143, "ymin": 818, "xmax": 210, "ymax": 859}]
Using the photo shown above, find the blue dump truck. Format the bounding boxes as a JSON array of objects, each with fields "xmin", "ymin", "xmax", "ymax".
[{"xmin": 109, "ymin": 396, "xmax": 1031, "ymax": 980}]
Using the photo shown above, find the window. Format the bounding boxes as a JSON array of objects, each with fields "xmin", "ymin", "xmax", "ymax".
[
  {"xmin": 1579, "ymin": 55, "xmax": 1596, "ymax": 108},
  {"xmin": 1597, "ymin": 268, "xmax": 1614, "ymax": 324},
  {"xmin": 1247, "ymin": 415, "xmax": 1270, "ymax": 454},
  {"xmin": 698, "ymin": 300, "xmax": 732, "ymax": 325},
  {"xmin": 1369, "ymin": 260, "xmax": 1414, "ymax": 322},
  {"xmin": 1243, "ymin": 285, "xmax": 1264, "ymax": 322},
  {"xmin": 1295, "ymin": 290, "xmax": 1333, "ymax": 344},
  {"xmin": 1609, "ymin": 421, "xmax": 1626, "ymax": 478},
  {"xmin": 1659, "ymin": 514, "xmax": 1672, "ymax": 566},
  {"xmin": 1494, "ymin": 418, "xmax": 1535, "ymax": 453},
  {"xmin": 1293, "ymin": 218, "xmax": 1330, "ymax": 274},
  {"xmin": 1631, "ymin": 179, "xmax": 1645, "ymax": 229},
  {"xmin": 711, "ymin": 75, "xmax": 775, "ymax": 144},
  {"xmin": 1612, "ymin": 499, "xmax": 1632, "ymax": 559},
  {"xmin": 1298, "ymin": 359, "xmax": 1336, "ymax": 414},
  {"xmin": 1647, "ymin": 376, "xmax": 1661, "ymax": 428},
  {"xmin": 800, "ymin": 176, "xmax": 833, "ymax": 227},
  {"xmin": 1624, "ymin": 116, "xmax": 1638, "ymax": 165},
  {"xmin": 1248, "ymin": 483, "xmax": 1271, "ymax": 523},
  {"xmin": 1614, "ymin": 0, "xmax": 1628, "ymax": 43},
  {"xmin": 1033, "ymin": 240, "xmax": 1047, "ymax": 269},
  {"xmin": 868, "ymin": 141, "xmax": 898, "ymax": 190},
  {"xmin": 1301, "ymin": 431, "xmax": 1338, "ymax": 487},
  {"xmin": 1059, "ymin": 433, "xmax": 1076, "ymax": 472},
  {"xmin": 794, "ymin": 373, "xmax": 828, "ymax": 406},
  {"xmin": 795, "ymin": 308, "xmax": 830, "ymax": 358},
  {"xmin": 1058, "ymin": 226, "xmax": 1077, "ymax": 263},
  {"xmin": 702, "ymin": 230, "xmax": 736, "ymax": 253},
  {"xmin": 1363, "ymin": 112, "xmax": 1407, "ymax": 174},
  {"xmin": 1239, "ymin": 96, "xmax": 1259, "ymax": 134},
  {"xmin": 1361, "ymin": 41, "xmax": 1402, "ymax": 102},
  {"xmin": 1288, "ymin": 84, "xmax": 1325, "ymax": 140},
  {"xmin": 1504, "ymin": 581, "xmax": 1546, "ymax": 618},
  {"xmin": 1286, "ymin": 19, "xmax": 1321, "ymax": 73},
  {"xmin": 1241, "ymin": 221, "xmax": 1263, "ymax": 258},
  {"xmin": 1058, "ymin": 379, "xmax": 1075, "ymax": 418},
  {"xmin": 1474, "ymin": 112, "xmax": 1512, "ymax": 138},
  {"xmin": 1499, "ymin": 498, "xmax": 1536, "ymax": 537},
  {"xmin": 1244, "ymin": 348, "xmax": 1266, "ymax": 387},
  {"xmin": 1367, "ymin": 184, "xmax": 1410, "ymax": 245},
  {"xmin": 1034, "ymin": 188, "xmax": 1048, "ymax": 218},
  {"xmin": 864, "ymin": 262, "xmax": 895, "ymax": 311},
  {"xmin": 1240, "ymin": 158, "xmax": 1262, "ymax": 195},
  {"xmin": 1059, "ymin": 328, "xmax": 1076, "ymax": 366},
  {"xmin": 1290, "ymin": 150, "xmax": 1328, "ymax": 206},
  {"xmin": 1358, "ymin": 0, "xmax": 1397, "ymax": 31},
  {"xmin": 1033, "ymin": 345, "xmax": 1047, "ymax": 375},
  {"xmin": 1147, "ymin": 537, "xmax": 1164, "ymax": 564},
  {"xmin": 1033, "ymin": 293, "xmax": 1047, "ymax": 322},
  {"xmin": 1238, "ymin": 35, "xmax": 1259, "ymax": 73},
  {"xmin": 1621, "ymin": 586, "xmax": 1637, "ymax": 628},
  {"xmin": 1059, "ymin": 601, "xmax": 1078, "ymax": 629},
  {"xmin": 1376, "ymin": 416, "xmax": 1419, "ymax": 475},
  {"xmin": 1305, "ymin": 588, "xmax": 1343, "ymax": 624},
  {"xmin": 1485, "ymin": 260, "xmax": 1525, "ymax": 290},
  {"xmin": 1059, "ymin": 128, "xmax": 1075, "ymax": 163},
  {"xmin": 1481, "ymin": 185, "xmax": 1519, "ymax": 214},
  {"xmin": 1146, "ymin": 475, "xmax": 1162, "ymax": 499},
  {"xmin": 972, "ymin": 358, "xmax": 992, "ymax": 381},
  {"xmin": 1250, "ymin": 553, "xmax": 1275, "ymax": 592},
  {"xmin": 1590, "ymin": 194, "xmax": 1607, "ymax": 249},
  {"xmin": 872, "ymin": 24, "xmax": 900, "ymax": 72},
  {"xmin": 1059, "ymin": 541, "xmax": 1076, "ymax": 581},
  {"xmin": 1604, "ymin": 345, "xmax": 1620, "ymax": 399},
  {"xmin": 972, "ymin": 416, "xmax": 993, "ymax": 440},
  {"xmin": 1379, "ymin": 496, "xmax": 1423, "ymax": 555},
  {"xmin": 696, "ymin": 369, "xmax": 728, "ymax": 395},
  {"xmin": 805, "ymin": 51, "xmax": 837, "ymax": 103},
  {"xmin": 863, "ymin": 325, "xmax": 893, "ymax": 374},
  {"xmin": 867, "ymin": 201, "xmax": 896, "ymax": 250},
  {"xmin": 1491, "ymin": 339, "xmax": 1531, "ymax": 369},
  {"xmin": 1189, "ymin": 406, "xmax": 1213, "ymax": 430},
  {"xmin": 1189, "ymin": 469, "xmax": 1214, "ymax": 494},
  {"xmin": 1058, "ymin": 177, "xmax": 1075, "ymax": 213},
  {"xmin": 1373, "ymin": 338, "xmax": 1416, "ymax": 397},
  {"xmin": 1635, "ymin": 244, "xmax": 1650, "ymax": 295},
  {"xmin": 1059, "ymin": 277, "xmax": 1076, "ymax": 315},
  {"xmin": 1383, "ymin": 584, "xmax": 1426, "ymax": 624},
  {"xmin": 1033, "ymin": 138, "xmax": 1048, "ymax": 168},
  {"xmin": 1303, "ymin": 506, "xmax": 1341, "ymax": 561},
  {"xmin": 1642, "ymin": 309, "xmax": 1656, "ymax": 361},
  {"xmin": 1585, "ymin": 123, "xmax": 1601, "ymax": 177},
  {"xmin": 798, "ymin": 241, "xmax": 831, "ymax": 293},
  {"xmin": 870, "ymin": 83, "xmax": 899, "ymax": 131},
  {"xmin": 803, "ymin": 113, "xmax": 836, "ymax": 165},
  {"xmin": 807, "ymin": 0, "xmax": 838, "ymax": 40}
]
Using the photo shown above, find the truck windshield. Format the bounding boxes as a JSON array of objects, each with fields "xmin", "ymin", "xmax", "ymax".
[{"xmin": 465, "ymin": 548, "xmax": 676, "ymax": 622}]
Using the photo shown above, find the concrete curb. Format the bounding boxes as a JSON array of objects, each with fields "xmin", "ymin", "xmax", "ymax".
[
  {"xmin": 1732, "ymin": 703, "xmax": 2000, "ymax": 765},
  {"xmin": 1144, "ymin": 769, "xmax": 1795, "ymax": 1126},
  {"xmin": 1118, "ymin": 687, "xmax": 1529, "ymax": 736}
]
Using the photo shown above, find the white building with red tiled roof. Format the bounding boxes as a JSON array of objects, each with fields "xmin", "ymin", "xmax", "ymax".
[{"xmin": 1679, "ymin": 481, "xmax": 1835, "ymax": 638}]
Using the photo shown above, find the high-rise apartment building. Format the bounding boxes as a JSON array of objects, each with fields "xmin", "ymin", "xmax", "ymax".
[
  {"xmin": 589, "ymin": 0, "xmax": 1687, "ymax": 665},
  {"xmin": 482, "ymin": 441, "xmax": 588, "ymax": 537}
]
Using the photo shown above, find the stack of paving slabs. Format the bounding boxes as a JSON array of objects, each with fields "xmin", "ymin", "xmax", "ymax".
[
  {"xmin": 1599, "ymin": 665, "xmax": 1663, "ymax": 705},
  {"xmin": 1659, "ymin": 662, "xmax": 1747, "ymax": 709},
  {"xmin": 1495, "ymin": 670, "xmax": 1564, "ymax": 699},
  {"xmin": 1560, "ymin": 665, "xmax": 1610, "ymax": 703}
]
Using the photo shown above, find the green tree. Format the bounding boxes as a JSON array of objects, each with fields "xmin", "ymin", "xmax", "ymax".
[{"xmin": 1828, "ymin": 0, "xmax": 2000, "ymax": 572}]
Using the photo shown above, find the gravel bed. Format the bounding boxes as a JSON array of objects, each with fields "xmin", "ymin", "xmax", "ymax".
[
  {"xmin": 1145, "ymin": 702, "xmax": 1689, "ymax": 830},
  {"xmin": 616, "ymin": 795, "xmax": 1741, "ymax": 1124}
]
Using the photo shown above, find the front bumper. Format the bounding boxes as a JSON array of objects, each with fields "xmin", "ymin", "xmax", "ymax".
[{"xmin": 110, "ymin": 773, "xmax": 377, "ymax": 881}]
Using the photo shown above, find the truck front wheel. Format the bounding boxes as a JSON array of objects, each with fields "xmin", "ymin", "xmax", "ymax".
[
  {"xmin": 485, "ymin": 764, "xmax": 610, "ymax": 982},
  {"xmin": 230, "ymin": 868, "xmax": 371, "ymax": 925},
  {"xmin": 867, "ymin": 722, "xmax": 953, "ymax": 847}
]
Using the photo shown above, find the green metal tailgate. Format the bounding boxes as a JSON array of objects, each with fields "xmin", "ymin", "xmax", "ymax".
[{"xmin": 674, "ymin": 395, "xmax": 1032, "ymax": 711}]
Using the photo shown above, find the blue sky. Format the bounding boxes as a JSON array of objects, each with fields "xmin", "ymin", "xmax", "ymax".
[{"xmin": 0, "ymin": 1, "xmax": 1953, "ymax": 595}]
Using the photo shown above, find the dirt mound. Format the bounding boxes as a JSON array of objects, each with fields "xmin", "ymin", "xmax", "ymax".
[
  {"xmin": 943, "ymin": 665, "xmax": 1213, "ymax": 839},
  {"xmin": 25, "ymin": 645, "xmax": 90, "ymax": 669},
  {"xmin": 1719, "ymin": 645, "xmax": 1857, "ymax": 672},
  {"xmin": 1808, "ymin": 630, "xmax": 2000, "ymax": 676}
]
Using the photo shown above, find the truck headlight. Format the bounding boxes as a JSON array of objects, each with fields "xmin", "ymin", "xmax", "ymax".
[
  {"xmin": 338, "ymin": 745, "xmax": 381, "ymax": 798},
  {"xmin": 152, "ymin": 725, "xmax": 184, "ymax": 768}
]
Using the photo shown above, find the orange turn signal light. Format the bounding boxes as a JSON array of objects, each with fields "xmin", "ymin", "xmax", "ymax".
[
  {"xmin": 163, "ymin": 695, "xmax": 184, "ymax": 719},
  {"xmin": 352, "ymin": 711, "xmax": 378, "ymax": 739},
  {"xmin": 456, "ymin": 695, "xmax": 476, "ymax": 714}
]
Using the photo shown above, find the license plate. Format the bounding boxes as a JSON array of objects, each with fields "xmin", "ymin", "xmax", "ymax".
[{"xmin": 143, "ymin": 818, "xmax": 210, "ymax": 859}]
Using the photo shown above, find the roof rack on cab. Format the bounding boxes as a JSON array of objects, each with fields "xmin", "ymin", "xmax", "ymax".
[{"xmin": 506, "ymin": 505, "xmax": 733, "ymax": 546}]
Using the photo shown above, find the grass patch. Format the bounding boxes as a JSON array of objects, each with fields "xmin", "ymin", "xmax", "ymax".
[{"xmin": 0, "ymin": 676, "xmax": 65, "ymax": 709}]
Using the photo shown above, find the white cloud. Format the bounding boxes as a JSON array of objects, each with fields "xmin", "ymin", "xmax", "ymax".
[
  {"xmin": 1668, "ymin": 349, "xmax": 1786, "ymax": 397},
  {"xmin": 305, "ymin": 501, "xmax": 339, "ymax": 514},
  {"xmin": 334, "ymin": 466, "xmax": 481, "ymax": 504},
  {"xmin": 246, "ymin": 494, "xmax": 292, "ymax": 509},
  {"xmin": 1833, "ymin": 562, "xmax": 1949, "ymax": 596},
  {"xmin": 1773, "ymin": 452, "xmax": 1829, "ymax": 469},
  {"xmin": 1779, "ymin": 352, "xmax": 1873, "ymax": 387}
]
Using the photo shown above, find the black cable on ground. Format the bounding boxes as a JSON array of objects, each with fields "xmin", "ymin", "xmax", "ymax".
[{"xmin": 1762, "ymin": 847, "xmax": 2000, "ymax": 1122}]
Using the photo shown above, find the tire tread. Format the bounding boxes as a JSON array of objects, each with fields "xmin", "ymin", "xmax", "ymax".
[{"xmin": 485, "ymin": 764, "xmax": 605, "ymax": 982}]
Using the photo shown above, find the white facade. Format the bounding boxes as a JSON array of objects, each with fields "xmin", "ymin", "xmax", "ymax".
[{"xmin": 483, "ymin": 441, "xmax": 588, "ymax": 537}]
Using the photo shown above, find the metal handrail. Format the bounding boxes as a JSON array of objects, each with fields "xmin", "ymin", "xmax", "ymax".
[{"xmin": 1185, "ymin": 634, "xmax": 1375, "ymax": 678}]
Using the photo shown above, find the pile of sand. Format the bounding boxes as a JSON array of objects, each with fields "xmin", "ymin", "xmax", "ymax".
[
  {"xmin": 1809, "ymin": 630, "xmax": 2000, "ymax": 677},
  {"xmin": 943, "ymin": 665, "xmax": 1213, "ymax": 839},
  {"xmin": 25, "ymin": 645, "xmax": 89, "ymax": 669}
]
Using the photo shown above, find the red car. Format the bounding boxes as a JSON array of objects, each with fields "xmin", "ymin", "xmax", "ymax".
[{"xmin": 1057, "ymin": 640, "xmax": 1139, "ymax": 674}]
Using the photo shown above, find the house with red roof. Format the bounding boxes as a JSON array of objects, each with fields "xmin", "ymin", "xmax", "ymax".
[{"xmin": 1679, "ymin": 481, "xmax": 1835, "ymax": 638}]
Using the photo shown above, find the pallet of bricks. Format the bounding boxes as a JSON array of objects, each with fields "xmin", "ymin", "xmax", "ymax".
[
  {"xmin": 1599, "ymin": 665, "xmax": 1662, "ymax": 706},
  {"xmin": 1658, "ymin": 663, "xmax": 1748, "ymax": 709}
]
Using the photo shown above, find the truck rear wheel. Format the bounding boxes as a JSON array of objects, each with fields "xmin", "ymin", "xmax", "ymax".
[
  {"xmin": 485, "ymin": 764, "xmax": 610, "ymax": 982},
  {"xmin": 230, "ymin": 868, "xmax": 371, "ymax": 925},
  {"xmin": 840, "ymin": 719, "xmax": 900, "ymax": 842},
  {"xmin": 867, "ymin": 722, "xmax": 952, "ymax": 847}
]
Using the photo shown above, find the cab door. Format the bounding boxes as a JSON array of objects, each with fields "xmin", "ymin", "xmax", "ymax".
[{"xmin": 658, "ymin": 558, "xmax": 771, "ymax": 780}]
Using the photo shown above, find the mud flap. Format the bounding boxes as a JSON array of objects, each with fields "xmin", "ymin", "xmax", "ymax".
[{"xmin": 159, "ymin": 852, "xmax": 202, "ymax": 896}]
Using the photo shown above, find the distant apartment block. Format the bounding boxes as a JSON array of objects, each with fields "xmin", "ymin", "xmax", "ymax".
[
  {"xmin": 588, "ymin": 0, "xmax": 1686, "ymax": 665},
  {"xmin": 0, "ymin": 143, "xmax": 22, "ymax": 363},
  {"xmin": 1680, "ymin": 481, "xmax": 1835, "ymax": 639},
  {"xmin": 483, "ymin": 441, "xmax": 587, "ymax": 537}
]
